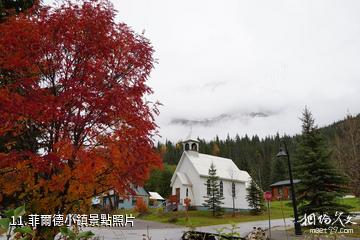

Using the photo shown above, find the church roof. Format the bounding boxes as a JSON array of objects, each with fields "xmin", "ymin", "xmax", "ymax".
[
  {"xmin": 184, "ymin": 151, "xmax": 251, "ymax": 183},
  {"xmin": 176, "ymin": 172, "xmax": 192, "ymax": 186}
]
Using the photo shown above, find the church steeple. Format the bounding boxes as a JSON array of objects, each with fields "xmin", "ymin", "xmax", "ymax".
[{"xmin": 182, "ymin": 131, "xmax": 199, "ymax": 152}]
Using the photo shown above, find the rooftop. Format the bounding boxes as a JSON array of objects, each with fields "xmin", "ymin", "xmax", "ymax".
[
  {"xmin": 270, "ymin": 179, "xmax": 301, "ymax": 187},
  {"xmin": 185, "ymin": 151, "xmax": 251, "ymax": 183},
  {"xmin": 149, "ymin": 192, "xmax": 165, "ymax": 200}
]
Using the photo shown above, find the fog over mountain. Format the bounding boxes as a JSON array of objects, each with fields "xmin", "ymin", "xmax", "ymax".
[
  {"xmin": 170, "ymin": 110, "xmax": 276, "ymax": 127},
  {"xmin": 44, "ymin": 0, "xmax": 360, "ymax": 141}
]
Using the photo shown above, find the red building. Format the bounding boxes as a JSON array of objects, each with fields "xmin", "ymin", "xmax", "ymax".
[{"xmin": 270, "ymin": 179, "xmax": 300, "ymax": 200}]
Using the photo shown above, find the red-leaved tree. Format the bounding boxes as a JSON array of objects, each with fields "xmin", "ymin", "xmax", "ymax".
[{"xmin": 0, "ymin": 0, "xmax": 161, "ymax": 231}]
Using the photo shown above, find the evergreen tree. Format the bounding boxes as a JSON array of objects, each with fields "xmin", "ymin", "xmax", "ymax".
[
  {"xmin": 203, "ymin": 163, "xmax": 224, "ymax": 216},
  {"xmin": 333, "ymin": 114, "xmax": 360, "ymax": 197},
  {"xmin": 246, "ymin": 179, "xmax": 264, "ymax": 215},
  {"xmin": 294, "ymin": 108, "xmax": 350, "ymax": 222},
  {"xmin": 144, "ymin": 164, "xmax": 176, "ymax": 197},
  {"xmin": 271, "ymin": 157, "xmax": 288, "ymax": 183}
]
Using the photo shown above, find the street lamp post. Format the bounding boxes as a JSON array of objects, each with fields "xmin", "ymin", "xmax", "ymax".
[{"xmin": 277, "ymin": 140, "xmax": 302, "ymax": 236}]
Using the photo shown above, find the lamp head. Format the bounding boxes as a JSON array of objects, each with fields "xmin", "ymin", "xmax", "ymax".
[{"xmin": 276, "ymin": 147, "xmax": 287, "ymax": 158}]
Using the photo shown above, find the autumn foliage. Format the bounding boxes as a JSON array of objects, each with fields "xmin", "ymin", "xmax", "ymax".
[
  {"xmin": 0, "ymin": 0, "xmax": 161, "ymax": 217},
  {"xmin": 134, "ymin": 197, "xmax": 148, "ymax": 214}
]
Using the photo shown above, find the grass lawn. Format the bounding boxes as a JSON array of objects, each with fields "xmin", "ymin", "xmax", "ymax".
[
  {"xmin": 137, "ymin": 198, "xmax": 360, "ymax": 227},
  {"xmin": 140, "ymin": 201, "xmax": 293, "ymax": 227},
  {"xmin": 141, "ymin": 209, "xmax": 287, "ymax": 227},
  {"xmin": 339, "ymin": 197, "xmax": 360, "ymax": 211}
]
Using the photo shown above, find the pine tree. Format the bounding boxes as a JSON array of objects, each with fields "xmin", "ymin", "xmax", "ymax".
[
  {"xmin": 272, "ymin": 157, "xmax": 288, "ymax": 183},
  {"xmin": 333, "ymin": 114, "xmax": 360, "ymax": 197},
  {"xmin": 294, "ymin": 108, "xmax": 350, "ymax": 222},
  {"xmin": 203, "ymin": 163, "xmax": 224, "ymax": 216},
  {"xmin": 246, "ymin": 179, "xmax": 264, "ymax": 215}
]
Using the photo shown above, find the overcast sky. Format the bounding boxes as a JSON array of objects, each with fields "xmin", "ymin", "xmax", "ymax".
[{"xmin": 46, "ymin": 0, "xmax": 360, "ymax": 142}]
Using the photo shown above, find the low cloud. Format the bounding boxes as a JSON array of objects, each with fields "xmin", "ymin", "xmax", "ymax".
[
  {"xmin": 178, "ymin": 81, "xmax": 228, "ymax": 92},
  {"xmin": 170, "ymin": 110, "xmax": 277, "ymax": 127},
  {"xmin": 202, "ymin": 81, "xmax": 228, "ymax": 91}
]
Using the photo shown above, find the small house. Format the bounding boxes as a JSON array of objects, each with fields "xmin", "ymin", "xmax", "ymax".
[
  {"xmin": 270, "ymin": 179, "xmax": 300, "ymax": 200},
  {"xmin": 149, "ymin": 192, "xmax": 165, "ymax": 207},
  {"xmin": 101, "ymin": 186, "xmax": 150, "ymax": 209}
]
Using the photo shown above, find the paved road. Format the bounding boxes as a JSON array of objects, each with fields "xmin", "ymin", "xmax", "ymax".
[
  {"xmin": 0, "ymin": 218, "xmax": 293, "ymax": 240},
  {"xmin": 267, "ymin": 227, "xmax": 360, "ymax": 240},
  {"xmin": 84, "ymin": 218, "xmax": 293, "ymax": 240}
]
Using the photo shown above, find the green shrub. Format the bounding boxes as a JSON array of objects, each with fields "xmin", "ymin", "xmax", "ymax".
[{"xmin": 168, "ymin": 216, "xmax": 178, "ymax": 223}]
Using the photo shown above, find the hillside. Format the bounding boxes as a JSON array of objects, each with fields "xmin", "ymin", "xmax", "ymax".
[{"xmin": 151, "ymin": 114, "xmax": 360, "ymax": 197}]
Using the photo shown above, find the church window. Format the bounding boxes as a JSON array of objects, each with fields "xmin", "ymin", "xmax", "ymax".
[
  {"xmin": 220, "ymin": 181, "xmax": 223, "ymax": 196},
  {"xmin": 186, "ymin": 188, "xmax": 189, "ymax": 197},
  {"xmin": 207, "ymin": 179, "xmax": 210, "ymax": 195},
  {"xmin": 232, "ymin": 182, "xmax": 236, "ymax": 197}
]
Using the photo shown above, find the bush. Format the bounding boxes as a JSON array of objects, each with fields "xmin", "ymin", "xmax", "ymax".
[
  {"xmin": 134, "ymin": 197, "xmax": 148, "ymax": 215},
  {"xmin": 188, "ymin": 205, "xmax": 197, "ymax": 211},
  {"xmin": 168, "ymin": 216, "xmax": 178, "ymax": 223},
  {"xmin": 157, "ymin": 206, "xmax": 164, "ymax": 215}
]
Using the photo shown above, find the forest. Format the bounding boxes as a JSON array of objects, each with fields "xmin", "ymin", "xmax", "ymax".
[{"xmin": 146, "ymin": 114, "xmax": 360, "ymax": 199}]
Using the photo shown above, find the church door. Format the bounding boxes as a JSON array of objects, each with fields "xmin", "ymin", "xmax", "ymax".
[{"xmin": 176, "ymin": 188, "xmax": 180, "ymax": 203}]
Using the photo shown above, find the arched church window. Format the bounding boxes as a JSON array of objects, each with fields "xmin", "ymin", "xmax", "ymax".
[
  {"xmin": 232, "ymin": 182, "xmax": 236, "ymax": 197},
  {"xmin": 220, "ymin": 181, "xmax": 223, "ymax": 196},
  {"xmin": 207, "ymin": 179, "xmax": 210, "ymax": 195},
  {"xmin": 186, "ymin": 188, "xmax": 189, "ymax": 197}
]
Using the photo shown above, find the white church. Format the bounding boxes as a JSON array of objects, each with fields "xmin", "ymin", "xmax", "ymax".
[{"xmin": 170, "ymin": 136, "xmax": 252, "ymax": 211}]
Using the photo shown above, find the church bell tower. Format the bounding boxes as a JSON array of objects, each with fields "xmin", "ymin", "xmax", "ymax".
[{"xmin": 182, "ymin": 132, "xmax": 199, "ymax": 152}]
